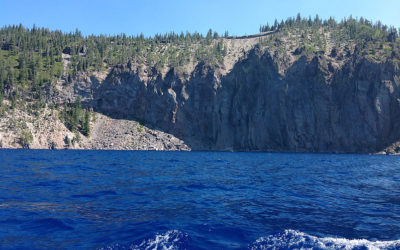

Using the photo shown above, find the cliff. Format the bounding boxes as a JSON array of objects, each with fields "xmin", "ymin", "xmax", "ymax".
[
  {"xmin": 52, "ymin": 34, "xmax": 400, "ymax": 153},
  {"xmin": 1, "ymin": 19, "xmax": 400, "ymax": 153}
]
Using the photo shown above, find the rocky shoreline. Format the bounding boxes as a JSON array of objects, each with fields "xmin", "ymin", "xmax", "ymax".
[
  {"xmin": 1, "ymin": 104, "xmax": 399, "ymax": 154},
  {"xmin": 0, "ymin": 107, "xmax": 190, "ymax": 151}
]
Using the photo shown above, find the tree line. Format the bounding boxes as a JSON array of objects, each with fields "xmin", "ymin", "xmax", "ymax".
[{"xmin": 260, "ymin": 13, "xmax": 399, "ymax": 43}]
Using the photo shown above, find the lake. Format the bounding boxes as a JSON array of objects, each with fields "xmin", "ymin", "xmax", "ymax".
[{"xmin": 1, "ymin": 149, "xmax": 400, "ymax": 249}]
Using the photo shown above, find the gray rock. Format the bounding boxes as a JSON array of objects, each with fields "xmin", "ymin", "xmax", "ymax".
[{"xmin": 52, "ymin": 47, "xmax": 400, "ymax": 153}]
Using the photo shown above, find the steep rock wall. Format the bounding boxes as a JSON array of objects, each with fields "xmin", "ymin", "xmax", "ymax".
[{"xmin": 60, "ymin": 47, "xmax": 400, "ymax": 153}]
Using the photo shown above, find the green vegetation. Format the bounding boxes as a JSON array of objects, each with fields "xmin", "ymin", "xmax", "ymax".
[
  {"xmin": 258, "ymin": 14, "xmax": 399, "ymax": 59},
  {"xmin": 260, "ymin": 14, "xmax": 399, "ymax": 42},
  {"xmin": 19, "ymin": 129, "xmax": 33, "ymax": 148},
  {"xmin": 0, "ymin": 25, "xmax": 227, "ymax": 111},
  {"xmin": 60, "ymin": 97, "xmax": 91, "ymax": 136},
  {"xmin": 137, "ymin": 123, "xmax": 144, "ymax": 133}
]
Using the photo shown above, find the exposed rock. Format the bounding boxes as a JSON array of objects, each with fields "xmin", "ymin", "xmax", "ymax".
[
  {"xmin": 88, "ymin": 113, "xmax": 189, "ymax": 151},
  {"xmin": 0, "ymin": 107, "xmax": 189, "ymax": 151},
  {"xmin": 293, "ymin": 46, "xmax": 304, "ymax": 55},
  {"xmin": 62, "ymin": 47, "xmax": 71, "ymax": 55},
  {"xmin": 79, "ymin": 45, "xmax": 87, "ymax": 54},
  {"xmin": 52, "ymin": 46, "xmax": 400, "ymax": 154},
  {"xmin": 3, "ymin": 32, "xmax": 400, "ymax": 154}
]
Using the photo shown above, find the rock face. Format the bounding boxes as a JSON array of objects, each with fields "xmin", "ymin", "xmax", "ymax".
[{"xmin": 55, "ymin": 45, "xmax": 400, "ymax": 153}]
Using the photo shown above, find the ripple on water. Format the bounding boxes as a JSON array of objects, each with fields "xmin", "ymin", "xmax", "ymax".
[
  {"xmin": 1, "ymin": 150, "xmax": 400, "ymax": 249},
  {"xmin": 23, "ymin": 218, "xmax": 74, "ymax": 232}
]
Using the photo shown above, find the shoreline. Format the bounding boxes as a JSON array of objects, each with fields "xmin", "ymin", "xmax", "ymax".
[{"xmin": 0, "ymin": 147, "xmax": 398, "ymax": 156}]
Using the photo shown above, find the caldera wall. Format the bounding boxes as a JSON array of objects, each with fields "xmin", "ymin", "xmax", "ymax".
[{"xmin": 60, "ymin": 46, "xmax": 400, "ymax": 153}]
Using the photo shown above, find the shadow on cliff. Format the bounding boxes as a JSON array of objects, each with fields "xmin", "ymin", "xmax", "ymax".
[{"xmin": 88, "ymin": 46, "xmax": 400, "ymax": 153}]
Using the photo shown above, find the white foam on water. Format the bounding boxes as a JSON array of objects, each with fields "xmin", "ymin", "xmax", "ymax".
[
  {"xmin": 100, "ymin": 229, "xmax": 400, "ymax": 249},
  {"xmin": 98, "ymin": 230, "xmax": 189, "ymax": 250},
  {"xmin": 250, "ymin": 229, "xmax": 400, "ymax": 250},
  {"xmin": 130, "ymin": 230, "xmax": 188, "ymax": 250}
]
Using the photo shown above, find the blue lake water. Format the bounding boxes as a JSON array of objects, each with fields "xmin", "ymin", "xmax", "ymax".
[{"xmin": 1, "ymin": 149, "xmax": 400, "ymax": 249}]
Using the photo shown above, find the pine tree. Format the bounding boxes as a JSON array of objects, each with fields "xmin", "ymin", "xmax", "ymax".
[
  {"xmin": 296, "ymin": 13, "xmax": 301, "ymax": 23},
  {"xmin": 273, "ymin": 19, "xmax": 279, "ymax": 30},
  {"xmin": 82, "ymin": 109, "xmax": 90, "ymax": 136},
  {"xmin": 206, "ymin": 29, "xmax": 213, "ymax": 44}
]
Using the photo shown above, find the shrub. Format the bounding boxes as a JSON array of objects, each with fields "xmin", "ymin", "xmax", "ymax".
[{"xmin": 19, "ymin": 130, "xmax": 33, "ymax": 149}]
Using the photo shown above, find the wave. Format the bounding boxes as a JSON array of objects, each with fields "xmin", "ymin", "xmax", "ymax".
[
  {"xmin": 100, "ymin": 229, "xmax": 400, "ymax": 250},
  {"xmin": 131, "ymin": 230, "xmax": 189, "ymax": 250},
  {"xmin": 250, "ymin": 229, "xmax": 400, "ymax": 250},
  {"xmin": 99, "ymin": 230, "xmax": 189, "ymax": 250}
]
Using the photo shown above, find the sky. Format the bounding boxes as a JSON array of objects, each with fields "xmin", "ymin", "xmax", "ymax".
[{"xmin": 1, "ymin": 0, "xmax": 399, "ymax": 37}]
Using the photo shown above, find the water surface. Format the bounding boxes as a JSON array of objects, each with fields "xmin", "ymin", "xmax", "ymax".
[{"xmin": 1, "ymin": 150, "xmax": 400, "ymax": 249}]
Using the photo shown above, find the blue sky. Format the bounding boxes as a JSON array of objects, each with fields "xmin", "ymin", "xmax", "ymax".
[{"xmin": 1, "ymin": 0, "xmax": 399, "ymax": 37}]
